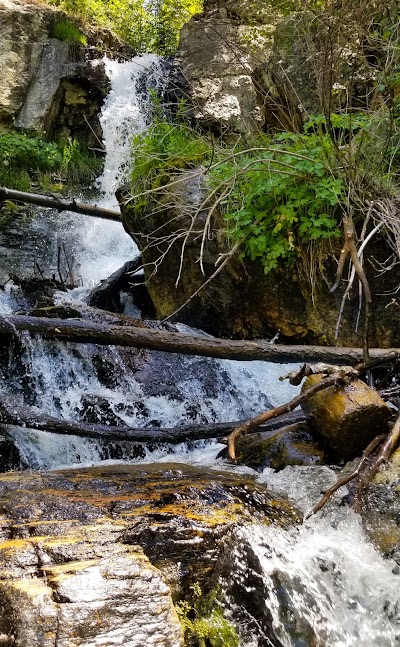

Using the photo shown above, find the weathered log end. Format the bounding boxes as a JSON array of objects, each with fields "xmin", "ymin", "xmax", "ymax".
[{"xmin": 301, "ymin": 375, "xmax": 392, "ymax": 461}]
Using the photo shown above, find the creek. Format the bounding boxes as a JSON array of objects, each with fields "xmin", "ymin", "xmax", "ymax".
[{"xmin": 1, "ymin": 56, "xmax": 400, "ymax": 647}]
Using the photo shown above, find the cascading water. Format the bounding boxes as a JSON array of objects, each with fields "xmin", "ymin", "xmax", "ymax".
[
  {"xmin": 0, "ymin": 54, "xmax": 301, "ymax": 469},
  {"xmin": 1, "ymin": 55, "xmax": 400, "ymax": 647},
  {"xmin": 222, "ymin": 467, "xmax": 400, "ymax": 646}
]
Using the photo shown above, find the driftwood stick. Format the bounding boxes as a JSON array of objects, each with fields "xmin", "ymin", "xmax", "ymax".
[
  {"xmin": 0, "ymin": 187, "xmax": 121, "ymax": 221},
  {"xmin": 352, "ymin": 412, "xmax": 400, "ymax": 511},
  {"xmin": 304, "ymin": 433, "xmax": 387, "ymax": 519},
  {"xmin": 0, "ymin": 313, "xmax": 399, "ymax": 365},
  {"xmin": 227, "ymin": 374, "xmax": 342, "ymax": 459}
]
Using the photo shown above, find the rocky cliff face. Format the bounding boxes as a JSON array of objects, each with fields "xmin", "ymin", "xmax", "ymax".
[
  {"xmin": 0, "ymin": 0, "xmax": 125, "ymax": 143},
  {"xmin": 168, "ymin": 0, "xmax": 376, "ymax": 135}
]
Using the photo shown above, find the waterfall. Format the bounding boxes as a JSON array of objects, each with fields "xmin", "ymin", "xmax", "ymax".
[
  {"xmin": 0, "ymin": 53, "xmax": 301, "ymax": 469},
  {"xmin": 68, "ymin": 54, "xmax": 163, "ymax": 289},
  {"xmin": 2, "ymin": 55, "xmax": 400, "ymax": 647}
]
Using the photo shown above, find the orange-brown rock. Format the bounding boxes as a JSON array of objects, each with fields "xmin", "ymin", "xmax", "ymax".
[
  {"xmin": 0, "ymin": 463, "xmax": 299, "ymax": 647},
  {"xmin": 301, "ymin": 375, "xmax": 391, "ymax": 461}
]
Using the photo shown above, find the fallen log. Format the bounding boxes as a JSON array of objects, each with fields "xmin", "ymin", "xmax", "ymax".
[
  {"xmin": 301, "ymin": 374, "xmax": 391, "ymax": 461},
  {"xmin": 0, "ymin": 399, "xmax": 306, "ymax": 443},
  {"xmin": 1, "ymin": 313, "xmax": 400, "ymax": 365},
  {"xmin": 0, "ymin": 186, "xmax": 121, "ymax": 221},
  {"xmin": 226, "ymin": 355, "xmax": 399, "ymax": 460}
]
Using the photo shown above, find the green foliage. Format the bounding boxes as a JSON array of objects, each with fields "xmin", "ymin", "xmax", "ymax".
[
  {"xmin": 0, "ymin": 132, "xmax": 102, "ymax": 191},
  {"xmin": 45, "ymin": 0, "xmax": 202, "ymax": 54},
  {"xmin": 58, "ymin": 137, "xmax": 103, "ymax": 183},
  {"xmin": 129, "ymin": 112, "xmax": 344, "ymax": 273},
  {"xmin": 176, "ymin": 583, "xmax": 239, "ymax": 647},
  {"xmin": 209, "ymin": 131, "xmax": 343, "ymax": 274},
  {"xmin": 51, "ymin": 19, "xmax": 87, "ymax": 45},
  {"xmin": 0, "ymin": 133, "xmax": 62, "ymax": 173},
  {"xmin": 0, "ymin": 133, "xmax": 62, "ymax": 190},
  {"xmin": 130, "ymin": 108, "xmax": 211, "ymax": 211}
]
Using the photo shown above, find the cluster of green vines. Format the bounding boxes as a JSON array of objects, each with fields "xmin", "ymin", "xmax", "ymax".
[
  {"xmin": 0, "ymin": 133, "xmax": 102, "ymax": 191},
  {"xmin": 45, "ymin": 0, "xmax": 202, "ymax": 55}
]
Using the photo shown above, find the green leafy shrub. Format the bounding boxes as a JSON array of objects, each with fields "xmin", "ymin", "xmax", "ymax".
[
  {"xmin": 130, "ymin": 112, "xmax": 211, "ymax": 212},
  {"xmin": 0, "ymin": 133, "xmax": 62, "ymax": 190},
  {"xmin": 0, "ymin": 132, "xmax": 102, "ymax": 191},
  {"xmin": 129, "ymin": 115, "xmax": 344, "ymax": 273},
  {"xmin": 208, "ymin": 131, "xmax": 343, "ymax": 273},
  {"xmin": 176, "ymin": 583, "xmax": 239, "ymax": 647},
  {"xmin": 51, "ymin": 19, "xmax": 87, "ymax": 45},
  {"xmin": 0, "ymin": 134, "xmax": 62, "ymax": 173}
]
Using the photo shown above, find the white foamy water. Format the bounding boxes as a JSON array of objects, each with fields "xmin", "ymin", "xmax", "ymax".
[
  {"xmin": 6, "ymin": 330, "xmax": 300, "ymax": 470},
  {"xmin": 222, "ymin": 466, "xmax": 400, "ymax": 647},
  {"xmin": 70, "ymin": 54, "xmax": 163, "ymax": 288}
]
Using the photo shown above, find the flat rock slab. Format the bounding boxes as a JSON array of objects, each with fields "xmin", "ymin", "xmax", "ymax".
[{"xmin": 0, "ymin": 463, "xmax": 299, "ymax": 647}]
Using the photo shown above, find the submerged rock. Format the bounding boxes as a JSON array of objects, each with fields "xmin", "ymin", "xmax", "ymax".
[
  {"xmin": 234, "ymin": 421, "xmax": 325, "ymax": 472},
  {"xmin": 0, "ymin": 463, "xmax": 299, "ymax": 646}
]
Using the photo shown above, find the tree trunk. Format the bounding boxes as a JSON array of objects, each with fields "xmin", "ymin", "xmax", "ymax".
[
  {"xmin": 0, "ymin": 186, "xmax": 121, "ymax": 221},
  {"xmin": 0, "ymin": 398, "xmax": 306, "ymax": 443},
  {"xmin": 1, "ymin": 313, "xmax": 399, "ymax": 364}
]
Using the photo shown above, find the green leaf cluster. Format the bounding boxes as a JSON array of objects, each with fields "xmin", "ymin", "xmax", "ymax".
[
  {"xmin": 129, "ymin": 108, "xmax": 344, "ymax": 274},
  {"xmin": 209, "ymin": 131, "xmax": 343, "ymax": 273},
  {"xmin": 0, "ymin": 133, "xmax": 102, "ymax": 191},
  {"xmin": 0, "ymin": 133, "xmax": 62, "ymax": 191},
  {"xmin": 130, "ymin": 109, "xmax": 211, "ymax": 212}
]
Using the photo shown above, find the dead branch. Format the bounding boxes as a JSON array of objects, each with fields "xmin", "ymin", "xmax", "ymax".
[
  {"xmin": 330, "ymin": 215, "xmax": 372, "ymax": 362},
  {"xmin": 304, "ymin": 433, "xmax": 387, "ymax": 519},
  {"xmin": 305, "ymin": 412, "xmax": 400, "ymax": 519},
  {"xmin": 352, "ymin": 412, "xmax": 400, "ymax": 511},
  {"xmin": 0, "ymin": 187, "xmax": 121, "ymax": 221},
  {"xmin": 0, "ymin": 397, "xmax": 306, "ymax": 444}
]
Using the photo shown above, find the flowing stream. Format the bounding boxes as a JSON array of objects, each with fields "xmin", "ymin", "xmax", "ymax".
[{"xmin": 1, "ymin": 56, "xmax": 400, "ymax": 646}]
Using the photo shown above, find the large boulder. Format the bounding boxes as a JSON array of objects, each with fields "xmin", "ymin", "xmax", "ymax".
[
  {"xmin": 120, "ymin": 170, "xmax": 400, "ymax": 346},
  {"xmin": 167, "ymin": 0, "xmax": 287, "ymax": 134},
  {"xmin": 167, "ymin": 0, "xmax": 378, "ymax": 135}
]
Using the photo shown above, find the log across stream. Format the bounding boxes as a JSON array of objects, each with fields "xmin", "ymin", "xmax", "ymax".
[{"xmin": 1, "ymin": 313, "xmax": 399, "ymax": 364}]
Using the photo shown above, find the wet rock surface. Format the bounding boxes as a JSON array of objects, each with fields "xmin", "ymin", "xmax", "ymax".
[
  {"xmin": 363, "ymin": 449, "xmax": 400, "ymax": 564},
  {"xmin": 0, "ymin": 463, "xmax": 299, "ymax": 646},
  {"xmin": 234, "ymin": 421, "xmax": 325, "ymax": 472}
]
